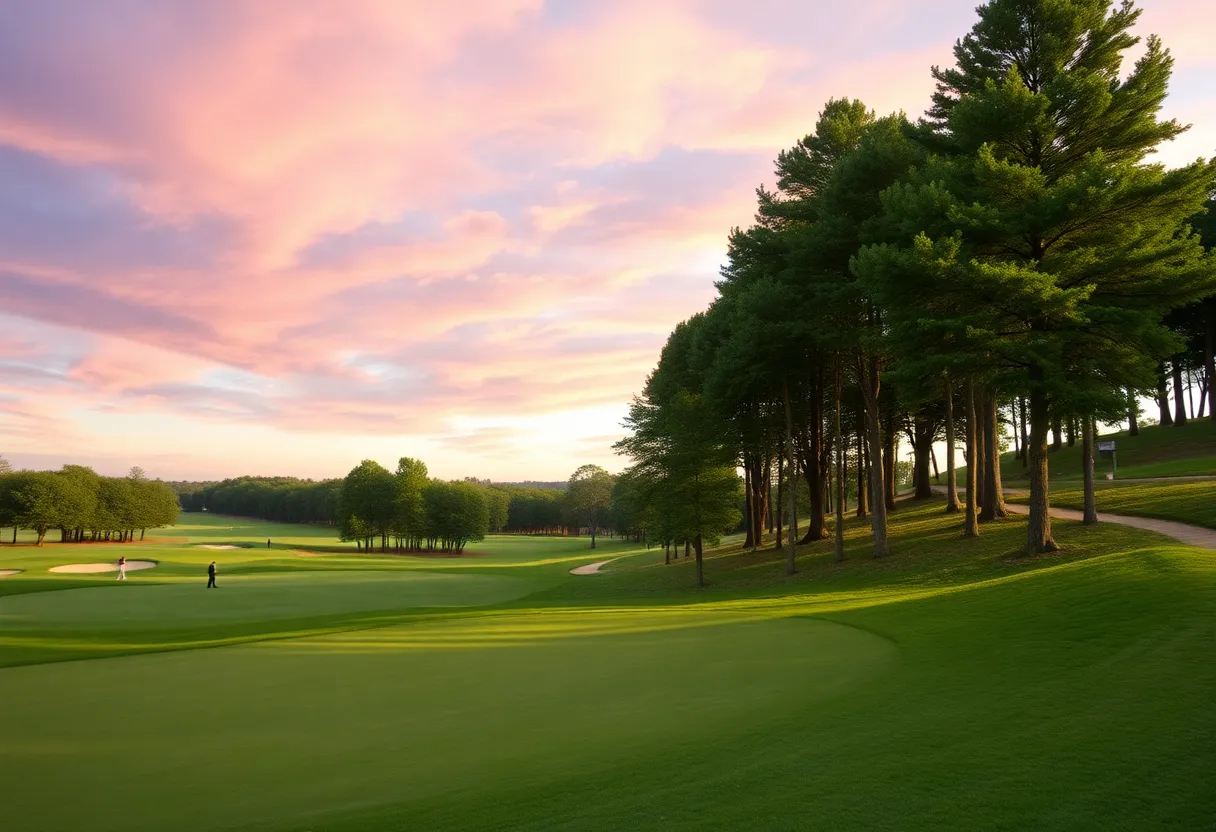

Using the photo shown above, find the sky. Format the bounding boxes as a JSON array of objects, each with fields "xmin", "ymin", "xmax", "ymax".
[{"xmin": 1, "ymin": 1, "xmax": 1213, "ymax": 482}]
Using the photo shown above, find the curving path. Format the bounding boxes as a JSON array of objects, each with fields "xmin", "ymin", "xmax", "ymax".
[
  {"xmin": 930, "ymin": 486, "xmax": 1216, "ymax": 550},
  {"xmin": 1000, "ymin": 502, "xmax": 1216, "ymax": 550},
  {"xmin": 570, "ymin": 558, "xmax": 617, "ymax": 575}
]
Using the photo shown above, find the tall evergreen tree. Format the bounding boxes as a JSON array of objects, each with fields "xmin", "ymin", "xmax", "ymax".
[{"xmin": 899, "ymin": 0, "xmax": 1216, "ymax": 553}]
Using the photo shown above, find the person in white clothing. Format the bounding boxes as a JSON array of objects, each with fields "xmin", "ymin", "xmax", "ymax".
[{"xmin": 117, "ymin": 555, "xmax": 127, "ymax": 580}]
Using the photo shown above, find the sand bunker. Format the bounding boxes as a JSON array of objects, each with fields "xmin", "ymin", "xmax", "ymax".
[
  {"xmin": 49, "ymin": 560, "xmax": 157, "ymax": 574},
  {"xmin": 0, "ymin": 569, "xmax": 22, "ymax": 578},
  {"xmin": 197, "ymin": 545, "xmax": 241, "ymax": 550},
  {"xmin": 570, "ymin": 559, "xmax": 616, "ymax": 576}
]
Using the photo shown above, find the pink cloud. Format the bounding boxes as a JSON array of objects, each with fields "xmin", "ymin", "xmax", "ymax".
[{"xmin": 0, "ymin": 0, "xmax": 1212, "ymax": 478}]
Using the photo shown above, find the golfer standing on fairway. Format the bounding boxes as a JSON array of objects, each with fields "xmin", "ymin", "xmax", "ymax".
[
  {"xmin": 207, "ymin": 560, "xmax": 217, "ymax": 589},
  {"xmin": 116, "ymin": 555, "xmax": 126, "ymax": 581}
]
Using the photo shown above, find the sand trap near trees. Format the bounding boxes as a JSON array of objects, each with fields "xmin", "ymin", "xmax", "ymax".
[
  {"xmin": 198, "ymin": 545, "xmax": 242, "ymax": 550},
  {"xmin": 0, "ymin": 569, "xmax": 22, "ymax": 578},
  {"xmin": 570, "ymin": 559, "xmax": 616, "ymax": 575},
  {"xmin": 49, "ymin": 561, "xmax": 157, "ymax": 574}
]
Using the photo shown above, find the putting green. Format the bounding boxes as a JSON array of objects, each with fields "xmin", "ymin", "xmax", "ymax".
[
  {"xmin": 0, "ymin": 571, "xmax": 534, "ymax": 630},
  {"xmin": 0, "ymin": 617, "xmax": 894, "ymax": 832}
]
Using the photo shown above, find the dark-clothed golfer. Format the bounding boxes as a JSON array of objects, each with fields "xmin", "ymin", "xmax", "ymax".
[{"xmin": 207, "ymin": 560, "xmax": 217, "ymax": 588}]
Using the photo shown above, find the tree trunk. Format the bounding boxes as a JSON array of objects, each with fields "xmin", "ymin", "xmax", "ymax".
[
  {"xmin": 1066, "ymin": 416, "xmax": 1076, "ymax": 447},
  {"xmin": 774, "ymin": 452, "xmax": 784, "ymax": 551},
  {"xmin": 964, "ymin": 378, "xmax": 979, "ymax": 537},
  {"xmin": 834, "ymin": 370, "xmax": 846, "ymax": 562},
  {"xmin": 856, "ymin": 416, "xmax": 868, "ymax": 519},
  {"xmin": 764, "ymin": 456, "xmax": 773, "ymax": 532},
  {"xmin": 1012, "ymin": 404, "xmax": 1022, "ymax": 461},
  {"xmin": 747, "ymin": 454, "xmax": 764, "ymax": 549},
  {"xmin": 798, "ymin": 444, "xmax": 827, "ymax": 544},
  {"xmin": 1051, "ymin": 415, "xmax": 1062, "ymax": 451},
  {"xmin": 861, "ymin": 357, "xmax": 890, "ymax": 558},
  {"xmin": 944, "ymin": 378, "xmax": 962, "ymax": 513},
  {"xmin": 980, "ymin": 390, "xmax": 1007, "ymax": 521},
  {"xmin": 1082, "ymin": 416, "xmax": 1097, "ymax": 525},
  {"xmin": 743, "ymin": 456, "xmax": 754, "ymax": 549},
  {"xmin": 1127, "ymin": 388, "xmax": 1140, "ymax": 435},
  {"xmin": 1172, "ymin": 361, "xmax": 1188, "ymax": 426},
  {"xmin": 664, "ymin": 540, "xmax": 670, "ymax": 565},
  {"xmin": 974, "ymin": 404, "xmax": 985, "ymax": 509},
  {"xmin": 843, "ymin": 445, "xmax": 850, "ymax": 514},
  {"xmin": 694, "ymin": 534, "xmax": 703, "ymax": 587},
  {"xmin": 684, "ymin": 540, "xmax": 691, "ymax": 559},
  {"xmin": 782, "ymin": 379, "xmax": 797, "ymax": 576},
  {"xmin": 913, "ymin": 409, "xmax": 934, "ymax": 500},
  {"xmin": 1025, "ymin": 376, "xmax": 1058, "ymax": 554},
  {"xmin": 882, "ymin": 419, "xmax": 897, "ymax": 510},
  {"xmin": 1157, "ymin": 362, "xmax": 1174, "ymax": 426},
  {"xmin": 1019, "ymin": 397, "xmax": 1028, "ymax": 468},
  {"xmin": 1206, "ymin": 303, "xmax": 1216, "ymax": 422},
  {"xmin": 797, "ymin": 380, "xmax": 828, "ymax": 543}
]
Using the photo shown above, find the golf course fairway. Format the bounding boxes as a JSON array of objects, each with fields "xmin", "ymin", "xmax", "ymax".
[{"xmin": 1, "ymin": 506, "xmax": 1214, "ymax": 830}]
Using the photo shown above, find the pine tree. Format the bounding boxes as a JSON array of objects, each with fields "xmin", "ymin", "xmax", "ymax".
[{"xmin": 898, "ymin": 0, "xmax": 1216, "ymax": 554}]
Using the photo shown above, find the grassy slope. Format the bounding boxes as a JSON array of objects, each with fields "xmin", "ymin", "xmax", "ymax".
[
  {"xmin": 1010, "ymin": 480, "xmax": 1216, "ymax": 530},
  {"xmin": 955, "ymin": 418, "xmax": 1216, "ymax": 485},
  {"xmin": 1, "ymin": 507, "xmax": 1214, "ymax": 830},
  {"xmin": 949, "ymin": 419, "xmax": 1216, "ymax": 526}
]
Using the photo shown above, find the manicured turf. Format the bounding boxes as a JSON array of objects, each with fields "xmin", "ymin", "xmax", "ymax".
[
  {"xmin": 956, "ymin": 418, "xmax": 1216, "ymax": 485},
  {"xmin": 1, "ymin": 505, "xmax": 1214, "ymax": 830},
  {"xmin": 1008, "ymin": 479, "xmax": 1216, "ymax": 529}
]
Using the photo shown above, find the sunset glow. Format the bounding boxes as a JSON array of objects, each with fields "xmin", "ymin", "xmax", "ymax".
[{"xmin": 2, "ymin": 0, "xmax": 1213, "ymax": 480}]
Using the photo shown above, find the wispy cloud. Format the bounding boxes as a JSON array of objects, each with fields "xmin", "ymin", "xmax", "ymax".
[{"xmin": 0, "ymin": 0, "xmax": 1210, "ymax": 479}]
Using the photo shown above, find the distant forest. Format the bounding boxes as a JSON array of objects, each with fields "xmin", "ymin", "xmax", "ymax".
[{"xmin": 170, "ymin": 473, "xmax": 574, "ymax": 537}]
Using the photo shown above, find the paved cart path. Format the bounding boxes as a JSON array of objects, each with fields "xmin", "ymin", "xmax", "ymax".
[{"xmin": 931, "ymin": 486, "xmax": 1216, "ymax": 550}]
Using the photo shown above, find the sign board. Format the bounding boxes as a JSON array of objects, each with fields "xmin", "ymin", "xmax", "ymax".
[{"xmin": 1097, "ymin": 441, "xmax": 1116, "ymax": 452}]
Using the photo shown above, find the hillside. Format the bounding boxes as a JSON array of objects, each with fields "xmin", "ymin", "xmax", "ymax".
[{"xmin": 959, "ymin": 419, "xmax": 1216, "ymax": 484}]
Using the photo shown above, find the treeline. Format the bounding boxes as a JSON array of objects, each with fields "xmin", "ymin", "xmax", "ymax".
[
  {"xmin": 0, "ymin": 462, "xmax": 179, "ymax": 545},
  {"xmin": 336, "ymin": 458, "xmax": 501, "ymax": 553},
  {"xmin": 170, "ymin": 465, "xmax": 640, "ymax": 544},
  {"xmin": 614, "ymin": 0, "xmax": 1216, "ymax": 585},
  {"xmin": 336, "ymin": 461, "xmax": 631, "ymax": 552},
  {"xmin": 175, "ymin": 477, "xmax": 341, "ymax": 525}
]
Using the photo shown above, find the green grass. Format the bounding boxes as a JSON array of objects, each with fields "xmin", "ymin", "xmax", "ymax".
[
  {"xmin": 1007, "ymin": 480, "xmax": 1216, "ymax": 530},
  {"xmin": 956, "ymin": 418, "xmax": 1216, "ymax": 485},
  {"xmin": 1, "ymin": 505, "xmax": 1214, "ymax": 830}
]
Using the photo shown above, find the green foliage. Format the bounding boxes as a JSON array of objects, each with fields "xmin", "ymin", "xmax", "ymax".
[
  {"xmin": 337, "ymin": 460, "xmax": 396, "ymax": 547},
  {"xmin": 564, "ymin": 464, "xmax": 615, "ymax": 545},
  {"xmin": 420, "ymin": 480, "xmax": 489, "ymax": 553},
  {"xmin": 393, "ymin": 457, "xmax": 429, "ymax": 543},
  {"xmin": 496, "ymin": 485, "xmax": 565, "ymax": 533},
  {"xmin": 632, "ymin": 0, "xmax": 1216, "ymax": 563},
  {"xmin": 485, "ymin": 487, "xmax": 510, "ymax": 532},
  {"xmin": 0, "ymin": 464, "xmax": 179, "ymax": 544},
  {"xmin": 178, "ymin": 476, "xmax": 341, "ymax": 524}
]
